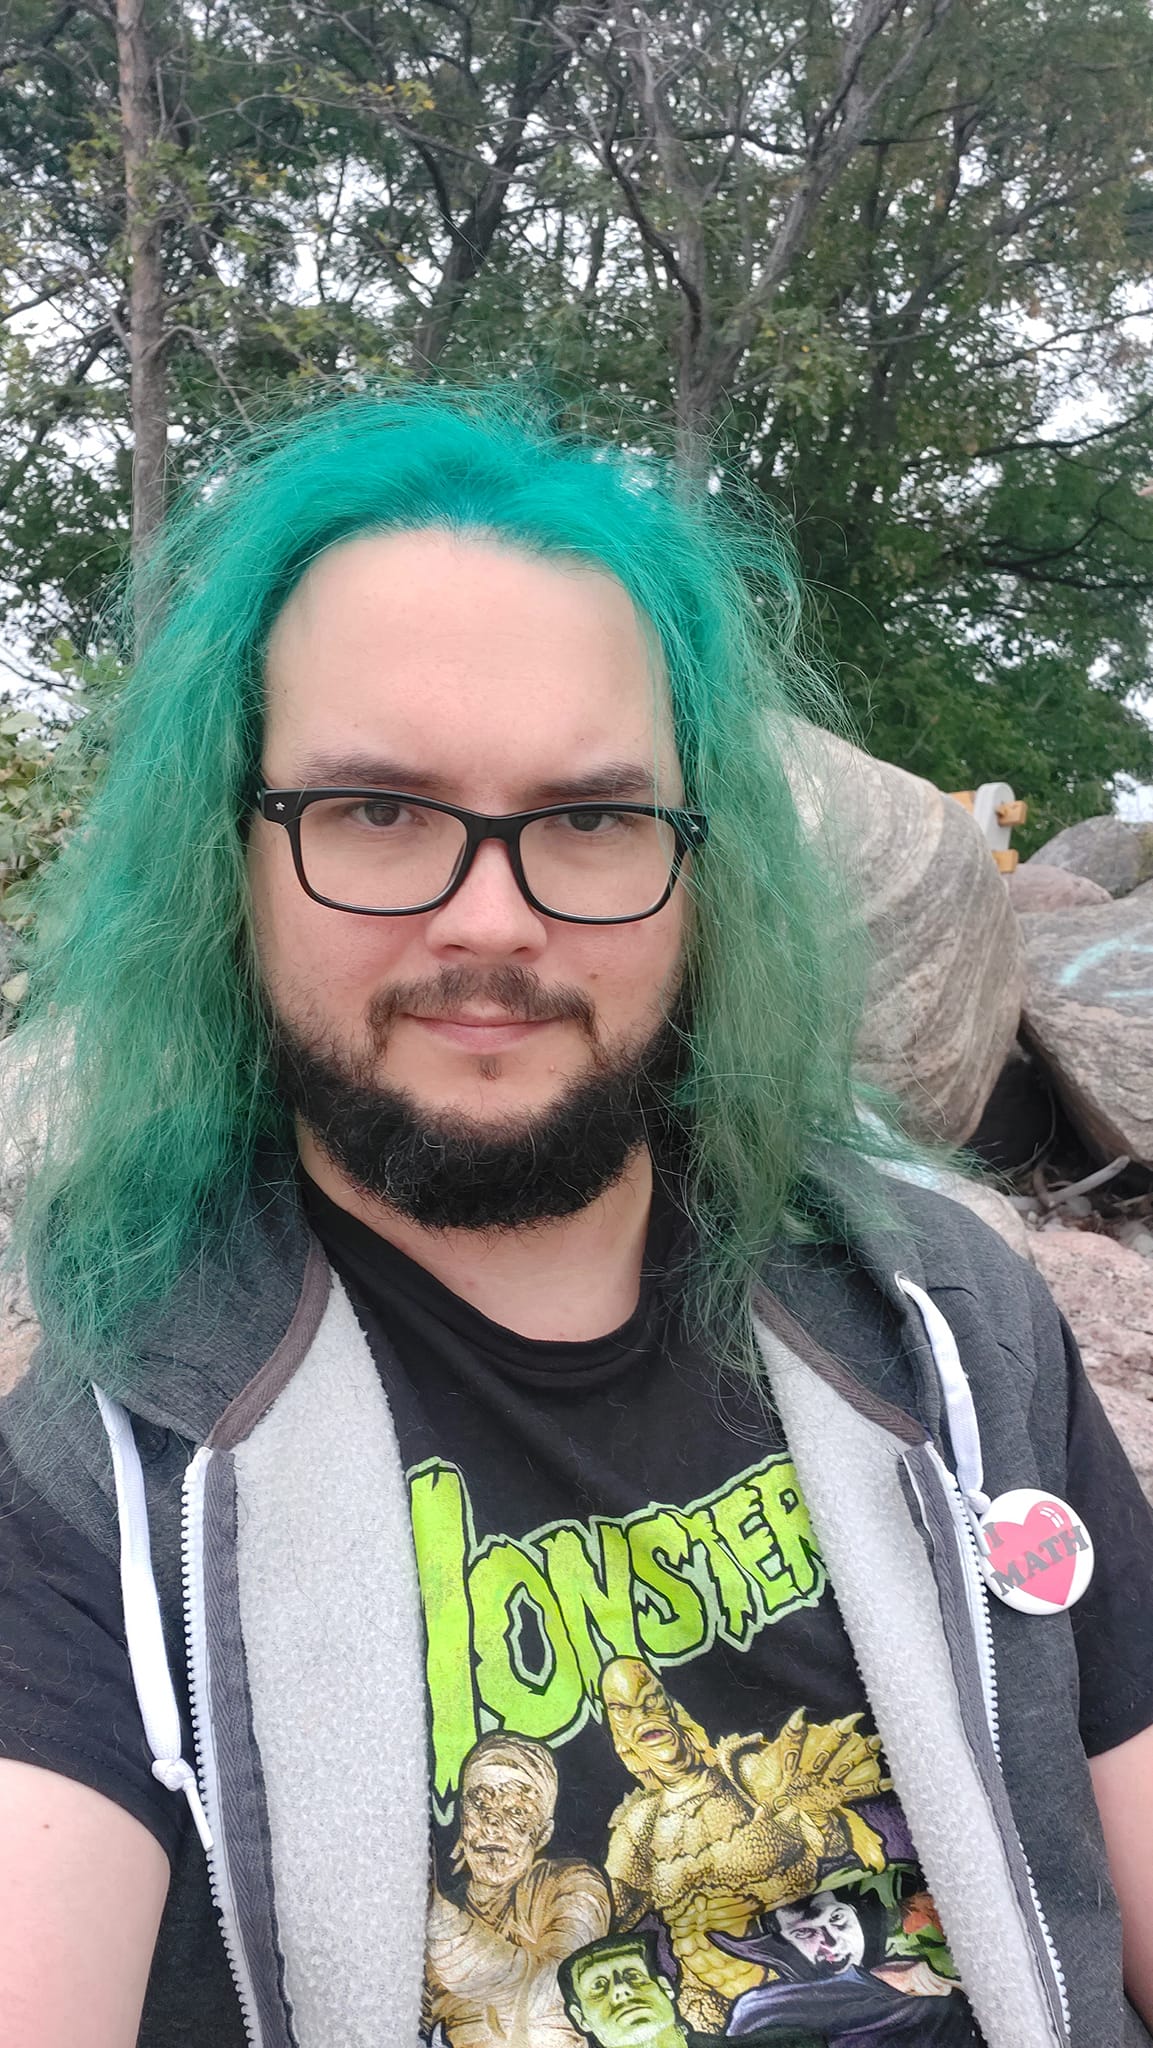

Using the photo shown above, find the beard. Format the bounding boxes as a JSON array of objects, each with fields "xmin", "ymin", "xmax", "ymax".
[{"xmin": 270, "ymin": 964, "xmax": 686, "ymax": 1230}]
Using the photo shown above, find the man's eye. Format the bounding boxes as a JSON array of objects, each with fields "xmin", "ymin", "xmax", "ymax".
[
  {"xmin": 559, "ymin": 807, "xmax": 630, "ymax": 835},
  {"xmin": 356, "ymin": 800, "xmax": 407, "ymax": 828}
]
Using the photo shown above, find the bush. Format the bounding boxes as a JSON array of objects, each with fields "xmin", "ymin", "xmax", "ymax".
[{"xmin": 0, "ymin": 643, "xmax": 117, "ymax": 1008}]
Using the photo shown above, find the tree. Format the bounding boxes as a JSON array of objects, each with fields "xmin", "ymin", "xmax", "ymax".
[
  {"xmin": 2, "ymin": 0, "xmax": 1152, "ymax": 842},
  {"xmin": 114, "ymin": 0, "xmax": 167, "ymax": 556}
]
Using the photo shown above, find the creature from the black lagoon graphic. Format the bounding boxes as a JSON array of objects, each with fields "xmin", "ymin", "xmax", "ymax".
[
  {"xmin": 598, "ymin": 1658, "xmax": 890, "ymax": 2032},
  {"xmin": 424, "ymin": 1731, "xmax": 611, "ymax": 2046}
]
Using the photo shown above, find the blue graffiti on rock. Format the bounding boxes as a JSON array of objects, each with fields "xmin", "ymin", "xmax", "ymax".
[{"xmin": 1055, "ymin": 934, "xmax": 1153, "ymax": 1002}]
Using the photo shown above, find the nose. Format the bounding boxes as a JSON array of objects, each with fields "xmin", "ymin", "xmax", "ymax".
[{"xmin": 424, "ymin": 835, "xmax": 549, "ymax": 960}]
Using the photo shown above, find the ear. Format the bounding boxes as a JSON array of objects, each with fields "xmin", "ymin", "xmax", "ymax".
[{"xmin": 535, "ymin": 1817, "xmax": 554, "ymax": 1852}]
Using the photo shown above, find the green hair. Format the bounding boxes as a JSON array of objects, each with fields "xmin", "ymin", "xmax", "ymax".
[{"xmin": 11, "ymin": 385, "xmax": 896, "ymax": 1396}]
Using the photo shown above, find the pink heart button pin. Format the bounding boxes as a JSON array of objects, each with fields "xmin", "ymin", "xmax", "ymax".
[{"xmin": 976, "ymin": 1488, "xmax": 1094, "ymax": 1615}]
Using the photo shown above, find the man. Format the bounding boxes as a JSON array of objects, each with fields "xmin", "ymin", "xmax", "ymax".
[
  {"xmin": 559, "ymin": 1933, "xmax": 707, "ymax": 2048},
  {"xmin": 0, "ymin": 389, "xmax": 1150, "ymax": 2048},
  {"xmin": 424, "ymin": 1732, "xmax": 609, "ymax": 2044}
]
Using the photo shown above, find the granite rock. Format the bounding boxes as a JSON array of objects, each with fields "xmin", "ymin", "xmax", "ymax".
[
  {"xmin": 1006, "ymin": 864, "xmax": 1112, "ymax": 914},
  {"xmin": 1027, "ymin": 816, "xmax": 1153, "ymax": 899},
  {"xmin": 1029, "ymin": 1227, "xmax": 1153, "ymax": 1500},
  {"xmin": 788, "ymin": 725, "xmax": 1024, "ymax": 1143},
  {"xmin": 1019, "ymin": 897, "xmax": 1153, "ymax": 1167}
]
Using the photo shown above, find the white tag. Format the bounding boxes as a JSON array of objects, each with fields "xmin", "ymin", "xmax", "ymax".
[{"xmin": 976, "ymin": 1488, "xmax": 1094, "ymax": 1615}]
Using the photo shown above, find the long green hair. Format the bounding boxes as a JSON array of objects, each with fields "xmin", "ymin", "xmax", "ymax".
[{"xmin": 11, "ymin": 386, "xmax": 896, "ymax": 1394}]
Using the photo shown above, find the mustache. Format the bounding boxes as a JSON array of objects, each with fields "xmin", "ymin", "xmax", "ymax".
[{"xmin": 365, "ymin": 965, "xmax": 597, "ymax": 1041}]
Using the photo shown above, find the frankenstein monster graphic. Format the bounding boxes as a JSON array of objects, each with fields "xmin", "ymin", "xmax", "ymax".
[
  {"xmin": 424, "ymin": 1732, "xmax": 611, "ymax": 2046},
  {"xmin": 560, "ymin": 1933, "xmax": 719, "ymax": 2048},
  {"xmin": 599, "ymin": 1659, "xmax": 889, "ymax": 2033}
]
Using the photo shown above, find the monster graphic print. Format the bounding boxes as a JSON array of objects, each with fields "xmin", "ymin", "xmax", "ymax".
[{"xmin": 411, "ymin": 1455, "xmax": 982, "ymax": 2047}]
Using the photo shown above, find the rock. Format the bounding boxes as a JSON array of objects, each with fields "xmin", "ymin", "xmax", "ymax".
[
  {"xmin": 1029, "ymin": 1228, "xmax": 1153, "ymax": 1499},
  {"xmin": 1027, "ymin": 816, "xmax": 1153, "ymax": 899},
  {"xmin": 1019, "ymin": 897, "xmax": 1153, "ymax": 1167},
  {"xmin": 941, "ymin": 1176, "xmax": 1035, "ymax": 1260},
  {"xmin": 1006, "ymin": 865, "xmax": 1112, "ymax": 914},
  {"xmin": 1113, "ymin": 1220, "xmax": 1153, "ymax": 1259},
  {"xmin": 0, "ymin": 1208, "xmax": 36, "ymax": 1394},
  {"xmin": 1029, "ymin": 1230, "xmax": 1153, "ymax": 1382},
  {"xmin": 787, "ymin": 726, "xmax": 1024, "ymax": 1143},
  {"xmin": 0, "ymin": 1292, "xmax": 37, "ymax": 1395}
]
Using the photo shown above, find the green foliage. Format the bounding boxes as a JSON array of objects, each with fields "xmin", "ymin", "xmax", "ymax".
[
  {"xmin": 2, "ymin": 0, "xmax": 1152, "ymax": 850},
  {"xmin": 0, "ymin": 643, "xmax": 116, "ymax": 930}
]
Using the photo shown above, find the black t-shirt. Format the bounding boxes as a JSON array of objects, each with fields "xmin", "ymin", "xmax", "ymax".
[{"xmin": 0, "ymin": 1178, "xmax": 1151, "ymax": 2046}]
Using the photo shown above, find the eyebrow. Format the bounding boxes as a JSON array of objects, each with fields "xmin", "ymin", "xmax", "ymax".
[{"xmin": 289, "ymin": 753, "xmax": 663, "ymax": 806}]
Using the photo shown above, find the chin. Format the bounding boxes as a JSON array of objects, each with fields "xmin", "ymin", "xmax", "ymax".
[{"xmin": 392, "ymin": 1067, "xmax": 583, "ymax": 1123}]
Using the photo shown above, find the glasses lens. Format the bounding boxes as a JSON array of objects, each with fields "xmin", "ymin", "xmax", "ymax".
[
  {"xmin": 520, "ymin": 809, "xmax": 678, "ymax": 919},
  {"xmin": 297, "ymin": 796, "xmax": 468, "ymax": 910}
]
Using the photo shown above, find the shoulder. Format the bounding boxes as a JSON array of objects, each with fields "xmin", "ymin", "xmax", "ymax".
[
  {"xmin": 0, "ymin": 1352, "xmax": 190, "ymax": 1599},
  {"xmin": 883, "ymin": 1174, "xmax": 1068, "ymax": 1383},
  {"xmin": 521, "ymin": 1858, "xmax": 610, "ymax": 1914},
  {"xmin": 605, "ymin": 1785, "xmax": 657, "ymax": 1847},
  {"xmin": 0, "ymin": 1353, "xmax": 121, "ymax": 1559},
  {"xmin": 772, "ymin": 1157, "xmax": 1078, "ymax": 1468}
]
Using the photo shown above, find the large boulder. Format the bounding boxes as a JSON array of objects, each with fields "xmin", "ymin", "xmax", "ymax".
[
  {"xmin": 1006, "ymin": 864, "xmax": 1111, "ymax": 914},
  {"xmin": 1019, "ymin": 896, "xmax": 1153, "ymax": 1167},
  {"xmin": 1026, "ymin": 816, "xmax": 1153, "ymax": 899},
  {"xmin": 788, "ymin": 726, "xmax": 1024, "ymax": 1143},
  {"xmin": 1030, "ymin": 1228, "xmax": 1153, "ymax": 1501}
]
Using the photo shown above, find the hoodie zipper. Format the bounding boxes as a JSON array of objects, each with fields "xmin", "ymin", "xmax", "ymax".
[
  {"xmin": 180, "ymin": 1445, "xmax": 265, "ymax": 2048},
  {"xmin": 896, "ymin": 1277, "xmax": 1071, "ymax": 2043}
]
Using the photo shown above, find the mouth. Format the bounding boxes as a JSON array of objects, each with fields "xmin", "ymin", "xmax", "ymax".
[
  {"xmin": 637, "ymin": 1723, "xmax": 675, "ymax": 1745},
  {"xmin": 405, "ymin": 1010, "xmax": 560, "ymax": 1052}
]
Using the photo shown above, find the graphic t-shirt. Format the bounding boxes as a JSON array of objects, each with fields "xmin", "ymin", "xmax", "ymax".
[
  {"xmin": 1, "ymin": 1180, "xmax": 1152, "ymax": 2045},
  {"xmin": 309, "ymin": 1176, "xmax": 985, "ymax": 2048}
]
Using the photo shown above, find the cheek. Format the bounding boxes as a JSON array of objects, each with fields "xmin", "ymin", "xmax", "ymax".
[
  {"xmin": 581, "ymin": 902, "xmax": 685, "ymax": 1024},
  {"xmin": 248, "ymin": 836, "xmax": 412, "ymax": 1008}
]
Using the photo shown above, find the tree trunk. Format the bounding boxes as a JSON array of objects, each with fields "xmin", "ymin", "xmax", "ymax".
[{"xmin": 114, "ymin": 0, "xmax": 167, "ymax": 562}]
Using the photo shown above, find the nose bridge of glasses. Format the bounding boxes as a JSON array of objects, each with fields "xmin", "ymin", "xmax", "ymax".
[{"xmin": 436, "ymin": 807, "xmax": 534, "ymax": 913}]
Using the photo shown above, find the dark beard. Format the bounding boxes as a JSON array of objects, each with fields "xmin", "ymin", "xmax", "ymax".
[{"xmin": 271, "ymin": 976, "xmax": 686, "ymax": 1230}]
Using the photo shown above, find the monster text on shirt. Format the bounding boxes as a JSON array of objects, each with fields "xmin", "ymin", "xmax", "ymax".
[{"xmin": 410, "ymin": 1451, "xmax": 827, "ymax": 1813}]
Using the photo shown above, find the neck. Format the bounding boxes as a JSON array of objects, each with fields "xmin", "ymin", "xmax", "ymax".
[{"xmin": 298, "ymin": 1125, "xmax": 655, "ymax": 1341}]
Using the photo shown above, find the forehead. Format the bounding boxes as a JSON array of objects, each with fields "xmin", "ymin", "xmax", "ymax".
[
  {"xmin": 463, "ymin": 1758, "xmax": 536, "ymax": 1795},
  {"xmin": 606, "ymin": 1668, "xmax": 666, "ymax": 1706},
  {"xmin": 263, "ymin": 528, "xmax": 681, "ymax": 803},
  {"xmin": 781, "ymin": 1895, "xmax": 838, "ymax": 1928},
  {"xmin": 573, "ymin": 1949, "xmax": 648, "ymax": 1992}
]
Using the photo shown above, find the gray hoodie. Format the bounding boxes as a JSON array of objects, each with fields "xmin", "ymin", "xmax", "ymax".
[{"xmin": 2, "ymin": 1166, "xmax": 1150, "ymax": 2048}]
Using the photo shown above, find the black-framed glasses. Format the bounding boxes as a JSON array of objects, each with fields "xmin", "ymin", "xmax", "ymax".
[{"xmin": 257, "ymin": 787, "xmax": 708, "ymax": 925}]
